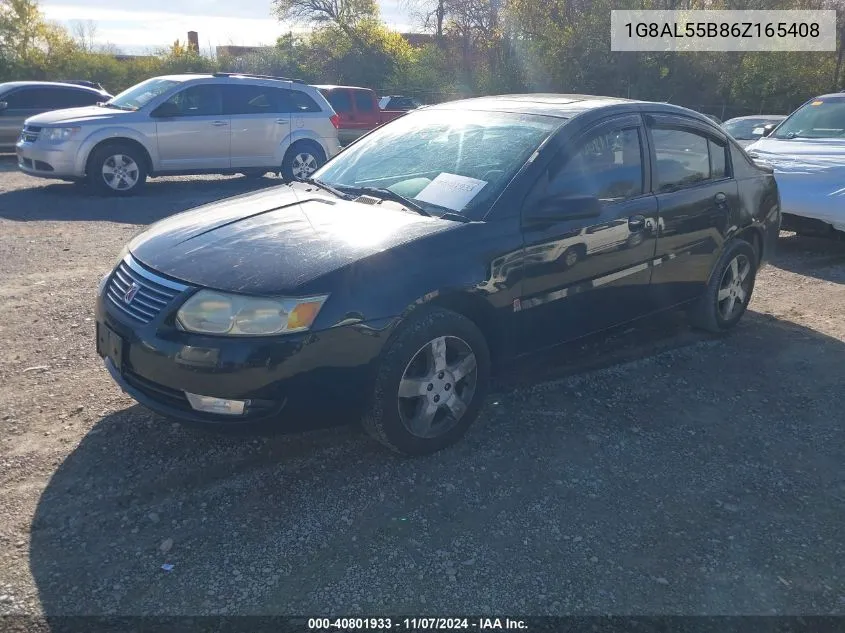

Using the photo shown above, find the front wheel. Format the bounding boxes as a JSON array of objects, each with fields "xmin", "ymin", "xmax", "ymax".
[
  {"xmin": 362, "ymin": 308, "xmax": 491, "ymax": 456},
  {"xmin": 689, "ymin": 239, "xmax": 757, "ymax": 333},
  {"xmin": 280, "ymin": 141, "xmax": 326, "ymax": 182},
  {"xmin": 87, "ymin": 143, "xmax": 148, "ymax": 196}
]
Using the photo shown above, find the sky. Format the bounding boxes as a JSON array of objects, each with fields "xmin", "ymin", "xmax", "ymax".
[{"xmin": 41, "ymin": 0, "xmax": 416, "ymax": 54}]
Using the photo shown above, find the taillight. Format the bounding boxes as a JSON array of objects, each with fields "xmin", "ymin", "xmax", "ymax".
[{"xmin": 330, "ymin": 114, "xmax": 340, "ymax": 129}]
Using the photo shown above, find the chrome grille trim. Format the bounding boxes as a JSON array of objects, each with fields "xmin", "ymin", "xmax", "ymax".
[
  {"xmin": 105, "ymin": 255, "xmax": 189, "ymax": 324},
  {"xmin": 21, "ymin": 125, "xmax": 41, "ymax": 142}
]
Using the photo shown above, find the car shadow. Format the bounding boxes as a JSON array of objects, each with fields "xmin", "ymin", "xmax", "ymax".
[
  {"xmin": 773, "ymin": 232, "xmax": 845, "ymax": 284},
  {"xmin": 29, "ymin": 310, "xmax": 845, "ymax": 615},
  {"xmin": 0, "ymin": 163, "xmax": 282, "ymax": 225}
]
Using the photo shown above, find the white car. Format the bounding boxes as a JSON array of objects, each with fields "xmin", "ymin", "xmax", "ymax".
[
  {"xmin": 746, "ymin": 93, "xmax": 845, "ymax": 237},
  {"xmin": 16, "ymin": 73, "xmax": 342, "ymax": 195},
  {"xmin": 723, "ymin": 115, "xmax": 786, "ymax": 148}
]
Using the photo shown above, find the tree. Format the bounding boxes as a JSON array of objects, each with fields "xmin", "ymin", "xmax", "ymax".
[
  {"xmin": 272, "ymin": 0, "xmax": 378, "ymax": 31},
  {"xmin": 70, "ymin": 18, "xmax": 97, "ymax": 52}
]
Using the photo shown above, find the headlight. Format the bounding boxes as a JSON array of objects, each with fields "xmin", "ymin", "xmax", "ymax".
[
  {"xmin": 176, "ymin": 291, "xmax": 328, "ymax": 336},
  {"xmin": 43, "ymin": 126, "xmax": 80, "ymax": 142}
]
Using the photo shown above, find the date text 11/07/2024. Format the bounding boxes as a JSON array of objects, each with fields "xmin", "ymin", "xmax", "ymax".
[{"xmin": 307, "ymin": 617, "xmax": 528, "ymax": 630}]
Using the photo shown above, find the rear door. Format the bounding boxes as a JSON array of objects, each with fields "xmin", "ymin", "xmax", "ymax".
[
  {"xmin": 519, "ymin": 114, "xmax": 660, "ymax": 351},
  {"xmin": 154, "ymin": 83, "xmax": 229, "ymax": 171},
  {"xmin": 224, "ymin": 82, "xmax": 291, "ymax": 169},
  {"xmin": 645, "ymin": 114, "xmax": 738, "ymax": 307}
]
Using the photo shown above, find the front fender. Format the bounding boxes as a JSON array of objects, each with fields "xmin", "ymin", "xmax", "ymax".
[{"xmin": 76, "ymin": 126, "xmax": 157, "ymax": 174}]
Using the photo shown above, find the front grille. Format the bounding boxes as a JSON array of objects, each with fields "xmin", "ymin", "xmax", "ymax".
[
  {"xmin": 123, "ymin": 369, "xmax": 192, "ymax": 411},
  {"xmin": 21, "ymin": 125, "xmax": 41, "ymax": 142},
  {"xmin": 106, "ymin": 256, "xmax": 188, "ymax": 324}
]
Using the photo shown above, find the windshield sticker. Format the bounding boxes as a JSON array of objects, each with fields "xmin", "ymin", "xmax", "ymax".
[
  {"xmin": 811, "ymin": 100, "xmax": 824, "ymax": 106},
  {"xmin": 752, "ymin": 127, "xmax": 766, "ymax": 135},
  {"xmin": 414, "ymin": 173, "xmax": 488, "ymax": 211}
]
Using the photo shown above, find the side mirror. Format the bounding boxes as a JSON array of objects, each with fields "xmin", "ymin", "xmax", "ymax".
[
  {"xmin": 0, "ymin": 101, "xmax": 8, "ymax": 112},
  {"xmin": 151, "ymin": 101, "xmax": 180, "ymax": 118},
  {"xmin": 524, "ymin": 194, "xmax": 602, "ymax": 227},
  {"xmin": 761, "ymin": 123, "xmax": 777, "ymax": 137}
]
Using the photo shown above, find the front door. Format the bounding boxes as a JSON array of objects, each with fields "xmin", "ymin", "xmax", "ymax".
[
  {"xmin": 646, "ymin": 116, "xmax": 738, "ymax": 306},
  {"xmin": 154, "ymin": 84, "xmax": 230, "ymax": 171},
  {"xmin": 0, "ymin": 87, "xmax": 42, "ymax": 148},
  {"xmin": 224, "ymin": 83, "xmax": 290, "ymax": 169},
  {"xmin": 519, "ymin": 115, "xmax": 660, "ymax": 352}
]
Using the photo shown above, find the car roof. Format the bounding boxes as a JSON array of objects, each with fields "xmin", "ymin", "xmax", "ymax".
[
  {"xmin": 724, "ymin": 115, "xmax": 786, "ymax": 122},
  {"xmin": 312, "ymin": 85, "xmax": 371, "ymax": 92},
  {"xmin": 425, "ymin": 93, "xmax": 719, "ymax": 123},
  {"xmin": 0, "ymin": 80, "xmax": 108, "ymax": 94}
]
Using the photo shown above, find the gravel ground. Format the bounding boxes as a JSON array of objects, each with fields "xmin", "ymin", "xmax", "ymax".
[{"xmin": 1, "ymin": 156, "xmax": 844, "ymax": 617}]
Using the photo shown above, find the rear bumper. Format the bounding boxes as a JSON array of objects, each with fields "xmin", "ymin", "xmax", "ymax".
[{"xmin": 16, "ymin": 140, "xmax": 83, "ymax": 179}]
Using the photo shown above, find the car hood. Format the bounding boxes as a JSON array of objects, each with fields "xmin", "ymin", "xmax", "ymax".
[
  {"xmin": 24, "ymin": 105, "xmax": 130, "ymax": 126},
  {"xmin": 129, "ymin": 185, "xmax": 458, "ymax": 295},
  {"xmin": 745, "ymin": 137, "xmax": 845, "ymax": 230}
]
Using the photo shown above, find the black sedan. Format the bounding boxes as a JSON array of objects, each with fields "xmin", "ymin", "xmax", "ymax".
[{"xmin": 96, "ymin": 94, "xmax": 781, "ymax": 455}]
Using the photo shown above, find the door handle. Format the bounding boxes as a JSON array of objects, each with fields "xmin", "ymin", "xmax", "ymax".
[
  {"xmin": 211, "ymin": 120, "xmax": 228, "ymax": 127},
  {"xmin": 275, "ymin": 119, "xmax": 289, "ymax": 125},
  {"xmin": 714, "ymin": 192, "xmax": 728, "ymax": 206},
  {"xmin": 628, "ymin": 215, "xmax": 646, "ymax": 231}
]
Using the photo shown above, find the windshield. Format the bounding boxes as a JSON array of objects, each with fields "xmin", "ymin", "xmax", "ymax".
[
  {"xmin": 313, "ymin": 109, "xmax": 561, "ymax": 214},
  {"xmin": 724, "ymin": 118, "xmax": 783, "ymax": 140},
  {"xmin": 773, "ymin": 97, "xmax": 845, "ymax": 139},
  {"xmin": 106, "ymin": 77, "xmax": 181, "ymax": 111}
]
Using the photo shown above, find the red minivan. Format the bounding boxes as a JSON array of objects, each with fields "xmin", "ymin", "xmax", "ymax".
[{"xmin": 314, "ymin": 85, "xmax": 407, "ymax": 145}]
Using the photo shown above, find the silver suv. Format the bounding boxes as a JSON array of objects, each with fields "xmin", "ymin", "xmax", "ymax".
[{"xmin": 16, "ymin": 73, "xmax": 341, "ymax": 195}]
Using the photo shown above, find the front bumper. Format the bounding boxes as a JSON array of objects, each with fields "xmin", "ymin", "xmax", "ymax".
[
  {"xmin": 95, "ymin": 273, "xmax": 395, "ymax": 427},
  {"xmin": 16, "ymin": 140, "xmax": 83, "ymax": 179}
]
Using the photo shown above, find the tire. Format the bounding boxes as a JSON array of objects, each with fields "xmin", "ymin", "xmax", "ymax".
[
  {"xmin": 280, "ymin": 141, "xmax": 326, "ymax": 182},
  {"xmin": 689, "ymin": 239, "xmax": 757, "ymax": 333},
  {"xmin": 362, "ymin": 307, "xmax": 491, "ymax": 456},
  {"xmin": 86, "ymin": 143, "xmax": 148, "ymax": 196},
  {"xmin": 557, "ymin": 245, "xmax": 583, "ymax": 270}
]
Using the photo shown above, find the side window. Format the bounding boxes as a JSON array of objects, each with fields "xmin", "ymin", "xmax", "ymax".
[
  {"xmin": 546, "ymin": 127, "xmax": 645, "ymax": 202},
  {"xmin": 324, "ymin": 90, "xmax": 352, "ymax": 114},
  {"xmin": 224, "ymin": 85, "xmax": 277, "ymax": 115},
  {"xmin": 285, "ymin": 89, "xmax": 321, "ymax": 113},
  {"xmin": 3, "ymin": 88, "xmax": 39, "ymax": 108},
  {"xmin": 42, "ymin": 88, "xmax": 100, "ymax": 108},
  {"xmin": 164, "ymin": 85, "xmax": 223, "ymax": 117},
  {"xmin": 353, "ymin": 90, "xmax": 375, "ymax": 112},
  {"xmin": 709, "ymin": 139, "xmax": 728, "ymax": 179},
  {"xmin": 650, "ymin": 128, "xmax": 712, "ymax": 192}
]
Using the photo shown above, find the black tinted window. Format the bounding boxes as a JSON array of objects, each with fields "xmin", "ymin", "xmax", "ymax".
[
  {"xmin": 224, "ymin": 85, "xmax": 280, "ymax": 115},
  {"xmin": 51, "ymin": 88, "xmax": 102, "ymax": 108},
  {"xmin": 352, "ymin": 90, "xmax": 374, "ymax": 112},
  {"xmin": 163, "ymin": 85, "xmax": 223, "ymax": 117},
  {"xmin": 286, "ymin": 90, "xmax": 321, "ymax": 113},
  {"xmin": 651, "ymin": 128, "xmax": 711, "ymax": 192},
  {"xmin": 3, "ymin": 88, "xmax": 40, "ymax": 108},
  {"xmin": 323, "ymin": 89, "xmax": 352, "ymax": 113},
  {"xmin": 709, "ymin": 139, "xmax": 728, "ymax": 179},
  {"xmin": 547, "ymin": 127, "xmax": 644, "ymax": 202}
]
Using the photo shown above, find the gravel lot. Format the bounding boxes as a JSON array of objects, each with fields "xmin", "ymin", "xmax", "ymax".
[{"xmin": 1, "ymin": 155, "xmax": 844, "ymax": 617}]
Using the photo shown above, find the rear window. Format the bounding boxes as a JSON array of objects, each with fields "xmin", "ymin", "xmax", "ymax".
[
  {"xmin": 352, "ymin": 90, "xmax": 374, "ymax": 112},
  {"xmin": 322, "ymin": 89, "xmax": 352, "ymax": 114}
]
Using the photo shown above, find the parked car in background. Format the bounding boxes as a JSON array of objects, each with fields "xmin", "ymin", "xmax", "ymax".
[
  {"xmin": 314, "ymin": 85, "xmax": 407, "ymax": 145},
  {"xmin": 96, "ymin": 94, "xmax": 780, "ymax": 456},
  {"xmin": 0, "ymin": 81, "xmax": 112, "ymax": 151},
  {"xmin": 56, "ymin": 79, "xmax": 108, "ymax": 91},
  {"xmin": 746, "ymin": 93, "xmax": 845, "ymax": 238},
  {"xmin": 16, "ymin": 73, "xmax": 340, "ymax": 195},
  {"xmin": 378, "ymin": 95, "xmax": 423, "ymax": 111},
  {"xmin": 723, "ymin": 115, "xmax": 786, "ymax": 147}
]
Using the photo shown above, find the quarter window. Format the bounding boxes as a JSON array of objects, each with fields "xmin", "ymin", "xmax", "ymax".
[
  {"xmin": 286, "ymin": 90, "xmax": 321, "ymax": 113},
  {"xmin": 546, "ymin": 127, "xmax": 645, "ymax": 202},
  {"xmin": 651, "ymin": 128, "xmax": 729, "ymax": 192}
]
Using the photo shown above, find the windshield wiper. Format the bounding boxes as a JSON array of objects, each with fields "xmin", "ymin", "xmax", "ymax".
[
  {"xmin": 301, "ymin": 177, "xmax": 350, "ymax": 200},
  {"xmin": 342, "ymin": 186, "xmax": 431, "ymax": 217}
]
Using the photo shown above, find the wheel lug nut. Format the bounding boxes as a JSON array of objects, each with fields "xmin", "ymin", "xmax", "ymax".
[
  {"xmin": 427, "ymin": 384, "xmax": 433, "ymax": 391},
  {"xmin": 445, "ymin": 384, "xmax": 451, "ymax": 390},
  {"xmin": 438, "ymin": 371, "xmax": 444, "ymax": 379},
  {"xmin": 433, "ymin": 395, "xmax": 440, "ymax": 403}
]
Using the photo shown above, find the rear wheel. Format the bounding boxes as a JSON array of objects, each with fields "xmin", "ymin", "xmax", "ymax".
[
  {"xmin": 280, "ymin": 141, "xmax": 326, "ymax": 182},
  {"xmin": 362, "ymin": 308, "xmax": 491, "ymax": 456},
  {"xmin": 689, "ymin": 239, "xmax": 757, "ymax": 333},
  {"xmin": 87, "ymin": 143, "xmax": 148, "ymax": 196}
]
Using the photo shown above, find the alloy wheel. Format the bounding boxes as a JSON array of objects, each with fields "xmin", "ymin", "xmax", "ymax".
[
  {"xmin": 717, "ymin": 253, "xmax": 752, "ymax": 320},
  {"xmin": 291, "ymin": 152, "xmax": 318, "ymax": 180},
  {"xmin": 397, "ymin": 336, "xmax": 478, "ymax": 439},
  {"xmin": 102, "ymin": 154, "xmax": 140, "ymax": 191}
]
